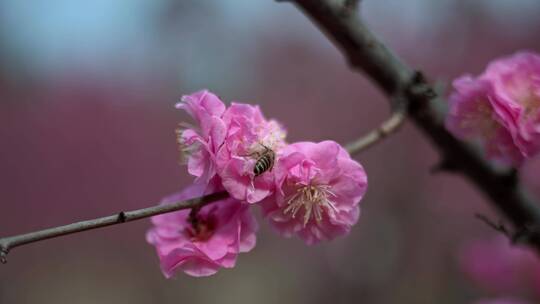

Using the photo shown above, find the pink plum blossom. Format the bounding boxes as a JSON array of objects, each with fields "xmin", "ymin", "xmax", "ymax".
[
  {"xmin": 446, "ymin": 76, "xmax": 524, "ymax": 166},
  {"xmin": 216, "ymin": 102, "xmax": 286, "ymax": 204},
  {"xmin": 459, "ymin": 236, "xmax": 540, "ymax": 295},
  {"xmin": 482, "ymin": 51, "xmax": 540, "ymax": 158},
  {"xmin": 261, "ymin": 140, "xmax": 367, "ymax": 244},
  {"xmin": 446, "ymin": 51, "xmax": 540, "ymax": 166},
  {"xmin": 146, "ymin": 182, "xmax": 258, "ymax": 278},
  {"xmin": 177, "ymin": 91, "xmax": 287, "ymax": 203},
  {"xmin": 176, "ymin": 90, "xmax": 228, "ymax": 184}
]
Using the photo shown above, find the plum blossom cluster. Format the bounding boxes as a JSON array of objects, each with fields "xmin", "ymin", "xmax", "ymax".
[
  {"xmin": 147, "ymin": 90, "xmax": 368, "ymax": 278},
  {"xmin": 446, "ymin": 51, "xmax": 540, "ymax": 167}
]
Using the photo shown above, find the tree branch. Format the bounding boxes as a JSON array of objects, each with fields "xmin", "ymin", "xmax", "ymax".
[
  {"xmin": 289, "ymin": 0, "xmax": 540, "ymax": 251},
  {"xmin": 0, "ymin": 191, "xmax": 228, "ymax": 263}
]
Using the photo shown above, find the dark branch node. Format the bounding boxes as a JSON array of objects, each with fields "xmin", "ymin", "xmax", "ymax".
[
  {"xmin": 407, "ymin": 71, "xmax": 437, "ymax": 100},
  {"xmin": 118, "ymin": 211, "xmax": 127, "ymax": 223}
]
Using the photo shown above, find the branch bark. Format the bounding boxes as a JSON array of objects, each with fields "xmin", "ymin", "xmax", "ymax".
[
  {"xmin": 290, "ymin": 0, "xmax": 540, "ymax": 250},
  {"xmin": 0, "ymin": 191, "xmax": 228, "ymax": 263}
]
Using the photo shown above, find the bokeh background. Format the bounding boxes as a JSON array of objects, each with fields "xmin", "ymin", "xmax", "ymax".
[{"xmin": 2, "ymin": 1, "xmax": 540, "ymax": 303}]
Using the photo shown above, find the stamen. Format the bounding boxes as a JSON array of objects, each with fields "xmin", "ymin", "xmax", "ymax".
[
  {"xmin": 283, "ymin": 184, "xmax": 337, "ymax": 227},
  {"xmin": 303, "ymin": 204, "xmax": 312, "ymax": 226}
]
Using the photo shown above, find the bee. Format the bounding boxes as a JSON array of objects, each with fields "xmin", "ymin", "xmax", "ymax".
[{"xmin": 253, "ymin": 145, "xmax": 275, "ymax": 177}]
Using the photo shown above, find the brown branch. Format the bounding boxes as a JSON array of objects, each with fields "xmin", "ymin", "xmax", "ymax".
[
  {"xmin": 0, "ymin": 191, "xmax": 228, "ymax": 263},
  {"xmin": 288, "ymin": 0, "xmax": 540, "ymax": 251}
]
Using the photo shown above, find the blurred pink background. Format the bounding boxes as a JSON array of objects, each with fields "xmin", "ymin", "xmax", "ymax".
[{"xmin": 1, "ymin": 1, "xmax": 540, "ymax": 303}]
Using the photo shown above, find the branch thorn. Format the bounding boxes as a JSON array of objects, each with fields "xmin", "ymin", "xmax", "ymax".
[
  {"xmin": 475, "ymin": 213, "xmax": 511, "ymax": 237},
  {"xmin": 408, "ymin": 71, "xmax": 437, "ymax": 100}
]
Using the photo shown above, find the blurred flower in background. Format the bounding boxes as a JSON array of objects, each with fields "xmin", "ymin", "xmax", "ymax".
[
  {"xmin": 460, "ymin": 236, "xmax": 540, "ymax": 302},
  {"xmin": 446, "ymin": 51, "xmax": 540, "ymax": 166}
]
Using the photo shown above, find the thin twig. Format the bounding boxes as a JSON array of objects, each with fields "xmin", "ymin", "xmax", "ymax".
[
  {"xmin": 289, "ymin": 0, "xmax": 540, "ymax": 252},
  {"xmin": 475, "ymin": 213, "xmax": 540, "ymax": 245},
  {"xmin": 0, "ymin": 191, "xmax": 228, "ymax": 263},
  {"xmin": 345, "ymin": 99, "xmax": 406, "ymax": 155}
]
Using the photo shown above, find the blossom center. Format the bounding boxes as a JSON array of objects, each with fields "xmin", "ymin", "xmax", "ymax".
[
  {"xmin": 247, "ymin": 121, "xmax": 286, "ymax": 153},
  {"xmin": 284, "ymin": 184, "xmax": 337, "ymax": 226},
  {"xmin": 185, "ymin": 215, "xmax": 216, "ymax": 242}
]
